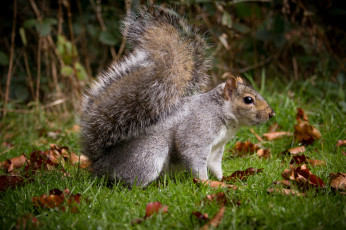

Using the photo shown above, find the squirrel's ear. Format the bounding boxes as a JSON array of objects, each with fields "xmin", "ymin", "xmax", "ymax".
[
  {"xmin": 236, "ymin": 76, "xmax": 244, "ymax": 84},
  {"xmin": 224, "ymin": 77, "xmax": 237, "ymax": 100}
]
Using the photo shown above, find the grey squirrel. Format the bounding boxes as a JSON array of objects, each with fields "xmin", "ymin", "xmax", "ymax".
[{"xmin": 79, "ymin": 5, "xmax": 274, "ymax": 187}]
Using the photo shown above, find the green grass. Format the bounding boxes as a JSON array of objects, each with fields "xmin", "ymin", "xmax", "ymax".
[{"xmin": 0, "ymin": 78, "xmax": 345, "ymax": 230}]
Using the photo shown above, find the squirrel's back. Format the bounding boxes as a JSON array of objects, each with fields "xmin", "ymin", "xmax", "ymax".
[{"xmin": 80, "ymin": 5, "xmax": 210, "ymax": 161}]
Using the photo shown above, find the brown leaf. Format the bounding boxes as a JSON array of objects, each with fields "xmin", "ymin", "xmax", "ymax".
[
  {"xmin": 308, "ymin": 159, "xmax": 326, "ymax": 167},
  {"xmin": 267, "ymin": 187, "xmax": 305, "ymax": 196},
  {"xmin": 204, "ymin": 192, "xmax": 241, "ymax": 206},
  {"xmin": 1, "ymin": 154, "xmax": 28, "ymax": 173},
  {"xmin": 15, "ymin": 214, "xmax": 39, "ymax": 230},
  {"xmin": 193, "ymin": 179, "xmax": 238, "ymax": 190},
  {"xmin": 273, "ymin": 180, "xmax": 291, "ymax": 188},
  {"xmin": 222, "ymin": 167, "xmax": 263, "ymax": 182},
  {"xmin": 296, "ymin": 108, "xmax": 309, "ymax": 123},
  {"xmin": 329, "ymin": 173, "xmax": 346, "ymax": 192},
  {"xmin": 282, "ymin": 164, "xmax": 325, "ymax": 191},
  {"xmin": 289, "ymin": 154, "xmax": 326, "ymax": 167},
  {"xmin": 294, "ymin": 108, "xmax": 321, "ymax": 145},
  {"xmin": 336, "ymin": 140, "xmax": 346, "ymax": 147},
  {"xmin": 200, "ymin": 204, "xmax": 226, "ymax": 230},
  {"xmin": 32, "ymin": 188, "xmax": 82, "ymax": 212},
  {"xmin": 192, "ymin": 211, "xmax": 209, "ymax": 220},
  {"xmin": 256, "ymin": 149, "xmax": 271, "ymax": 159},
  {"xmin": 268, "ymin": 122, "xmax": 281, "ymax": 132},
  {"xmin": 67, "ymin": 124, "xmax": 80, "ymax": 133},
  {"xmin": 249, "ymin": 128, "xmax": 264, "ymax": 142},
  {"xmin": 145, "ymin": 201, "xmax": 168, "ymax": 218},
  {"xmin": 263, "ymin": 131, "xmax": 293, "ymax": 141},
  {"xmin": 234, "ymin": 141, "xmax": 259, "ymax": 155},
  {"xmin": 0, "ymin": 175, "xmax": 25, "ymax": 191},
  {"xmin": 283, "ymin": 146, "xmax": 306, "ymax": 156},
  {"xmin": 1, "ymin": 142, "xmax": 14, "ymax": 148}
]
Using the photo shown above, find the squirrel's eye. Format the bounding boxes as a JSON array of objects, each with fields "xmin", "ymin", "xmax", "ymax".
[{"xmin": 243, "ymin": 96, "xmax": 254, "ymax": 104}]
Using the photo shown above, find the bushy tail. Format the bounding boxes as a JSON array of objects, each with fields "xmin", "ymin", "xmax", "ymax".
[{"xmin": 80, "ymin": 5, "xmax": 210, "ymax": 161}]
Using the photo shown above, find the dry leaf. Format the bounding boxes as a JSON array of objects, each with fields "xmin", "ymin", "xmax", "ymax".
[
  {"xmin": 336, "ymin": 140, "xmax": 346, "ymax": 147},
  {"xmin": 204, "ymin": 192, "xmax": 241, "ymax": 206},
  {"xmin": 222, "ymin": 167, "xmax": 263, "ymax": 182},
  {"xmin": 145, "ymin": 201, "xmax": 168, "ymax": 218},
  {"xmin": 281, "ymin": 164, "xmax": 325, "ymax": 191},
  {"xmin": 200, "ymin": 204, "xmax": 226, "ymax": 230},
  {"xmin": 133, "ymin": 201, "xmax": 168, "ymax": 225},
  {"xmin": 289, "ymin": 154, "xmax": 326, "ymax": 167},
  {"xmin": 268, "ymin": 122, "xmax": 281, "ymax": 132},
  {"xmin": 193, "ymin": 179, "xmax": 237, "ymax": 190},
  {"xmin": 1, "ymin": 154, "xmax": 28, "ymax": 173},
  {"xmin": 0, "ymin": 175, "xmax": 25, "ymax": 191},
  {"xmin": 15, "ymin": 214, "xmax": 39, "ymax": 230},
  {"xmin": 256, "ymin": 149, "xmax": 271, "ymax": 159},
  {"xmin": 263, "ymin": 131, "xmax": 293, "ymax": 141},
  {"xmin": 283, "ymin": 146, "xmax": 306, "ymax": 156},
  {"xmin": 329, "ymin": 173, "xmax": 346, "ymax": 193},
  {"xmin": 234, "ymin": 141, "xmax": 259, "ymax": 156},
  {"xmin": 32, "ymin": 188, "xmax": 82, "ymax": 212},
  {"xmin": 273, "ymin": 180, "xmax": 291, "ymax": 188},
  {"xmin": 294, "ymin": 108, "xmax": 321, "ymax": 145},
  {"xmin": 267, "ymin": 187, "xmax": 305, "ymax": 196}
]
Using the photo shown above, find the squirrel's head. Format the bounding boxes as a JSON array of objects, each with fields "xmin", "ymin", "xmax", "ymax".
[{"xmin": 223, "ymin": 76, "xmax": 275, "ymax": 126}]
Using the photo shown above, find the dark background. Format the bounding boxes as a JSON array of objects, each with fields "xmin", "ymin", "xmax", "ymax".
[{"xmin": 1, "ymin": 0, "xmax": 345, "ymax": 114}]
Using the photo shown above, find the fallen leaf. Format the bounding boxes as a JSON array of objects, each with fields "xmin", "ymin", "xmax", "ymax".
[
  {"xmin": 336, "ymin": 140, "xmax": 346, "ymax": 147},
  {"xmin": 263, "ymin": 131, "xmax": 293, "ymax": 141},
  {"xmin": 282, "ymin": 146, "xmax": 306, "ymax": 156},
  {"xmin": 222, "ymin": 167, "xmax": 263, "ymax": 182},
  {"xmin": 200, "ymin": 204, "xmax": 226, "ymax": 230},
  {"xmin": 289, "ymin": 154, "xmax": 326, "ymax": 167},
  {"xmin": 281, "ymin": 164, "xmax": 325, "ymax": 191},
  {"xmin": 15, "ymin": 214, "xmax": 39, "ymax": 230},
  {"xmin": 256, "ymin": 149, "xmax": 271, "ymax": 159},
  {"xmin": 267, "ymin": 187, "xmax": 305, "ymax": 196},
  {"xmin": 204, "ymin": 192, "xmax": 241, "ymax": 206},
  {"xmin": 234, "ymin": 141, "xmax": 259, "ymax": 156},
  {"xmin": 294, "ymin": 108, "xmax": 321, "ymax": 145},
  {"xmin": 249, "ymin": 128, "xmax": 263, "ymax": 142},
  {"xmin": 133, "ymin": 201, "xmax": 168, "ymax": 225},
  {"xmin": 308, "ymin": 158, "xmax": 326, "ymax": 167},
  {"xmin": 1, "ymin": 154, "xmax": 27, "ymax": 173},
  {"xmin": 193, "ymin": 179, "xmax": 237, "ymax": 190},
  {"xmin": 273, "ymin": 180, "xmax": 291, "ymax": 188},
  {"xmin": 268, "ymin": 122, "xmax": 281, "ymax": 132},
  {"xmin": 145, "ymin": 201, "xmax": 168, "ymax": 218},
  {"xmin": 192, "ymin": 212, "xmax": 209, "ymax": 220},
  {"xmin": 1, "ymin": 142, "xmax": 14, "ymax": 148},
  {"xmin": 32, "ymin": 188, "xmax": 82, "ymax": 212},
  {"xmin": 329, "ymin": 173, "xmax": 346, "ymax": 193},
  {"xmin": 0, "ymin": 175, "xmax": 25, "ymax": 191}
]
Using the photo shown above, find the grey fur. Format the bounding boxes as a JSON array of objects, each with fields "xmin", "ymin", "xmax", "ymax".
[
  {"xmin": 80, "ymin": 5, "xmax": 210, "ymax": 162},
  {"xmin": 79, "ymin": 5, "xmax": 274, "ymax": 187}
]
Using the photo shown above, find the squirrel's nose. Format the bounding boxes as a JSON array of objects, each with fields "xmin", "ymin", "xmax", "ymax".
[{"xmin": 269, "ymin": 111, "xmax": 275, "ymax": 119}]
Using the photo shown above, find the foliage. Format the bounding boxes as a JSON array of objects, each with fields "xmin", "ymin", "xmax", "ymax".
[{"xmin": 0, "ymin": 0, "xmax": 345, "ymax": 114}]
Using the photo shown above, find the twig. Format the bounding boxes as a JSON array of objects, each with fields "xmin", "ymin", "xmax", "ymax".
[
  {"xmin": 23, "ymin": 51, "xmax": 35, "ymax": 100},
  {"xmin": 36, "ymin": 37, "xmax": 42, "ymax": 105},
  {"xmin": 117, "ymin": 0, "xmax": 132, "ymax": 59},
  {"xmin": 3, "ymin": 0, "xmax": 18, "ymax": 117},
  {"xmin": 250, "ymin": 128, "xmax": 264, "ymax": 142},
  {"xmin": 90, "ymin": 0, "xmax": 117, "ymax": 59}
]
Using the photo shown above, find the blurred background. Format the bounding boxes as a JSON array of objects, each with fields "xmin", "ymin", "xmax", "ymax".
[{"xmin": 0, "ymin": 0, "xmax": 345, "ymax": 116}]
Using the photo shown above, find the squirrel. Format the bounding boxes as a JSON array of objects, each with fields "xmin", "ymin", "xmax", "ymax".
[{"xmin": 79, "ymin": 5, "xmax": 275, "ymax": 187}]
